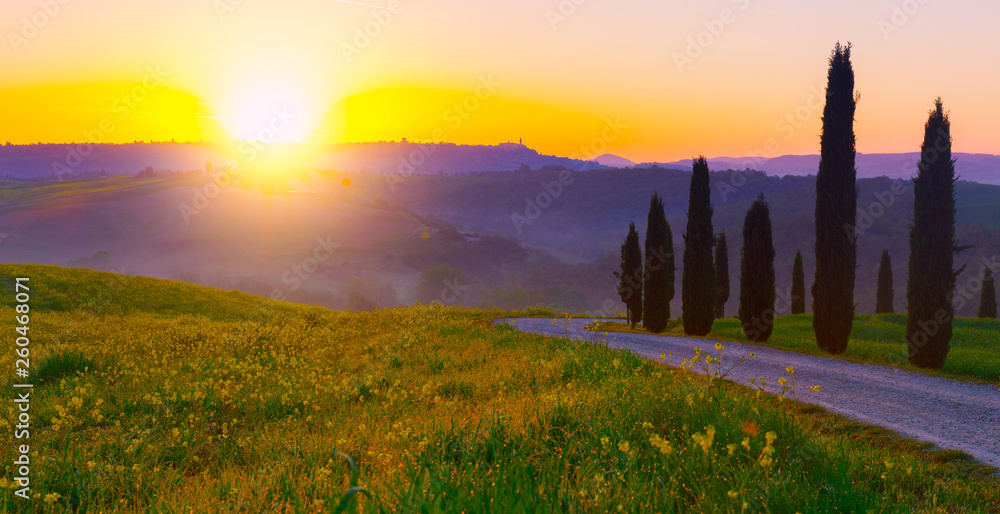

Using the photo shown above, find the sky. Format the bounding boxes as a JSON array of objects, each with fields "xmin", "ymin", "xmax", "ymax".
[{"xmin": 2, "ymin": 0, "xmax": 999, "ymax": 163}]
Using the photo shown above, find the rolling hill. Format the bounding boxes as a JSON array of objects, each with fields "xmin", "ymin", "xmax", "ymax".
[
  {"xmin": 2, "ymin": 165, "xmax": 998, "ymax": 318},
  {"xmin": 0, "ymin": 263, "xmax": 995, "ymax": 511}
]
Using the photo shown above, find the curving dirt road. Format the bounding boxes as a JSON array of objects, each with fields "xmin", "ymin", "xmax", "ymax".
[{"xmin": 497, "ymin": 317, "xmax": 1000, "ymax": 470}]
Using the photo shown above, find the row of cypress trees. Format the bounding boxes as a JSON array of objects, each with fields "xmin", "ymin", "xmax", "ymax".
[
  {"xmin": 788, "ymin": 246, "xmax": 994, "ymax": 319},
  {"xmin": 616, "ymin": 159, "xmax": 779, "ymax": 342},
  {"xmin": 616, "ymin": 42, "xmax": 996, "ymax": 369},
  {"xmin": 810, "ymin": 43, "xmax": 991, "ymax": 369},
  {"xmin": 872, "ymin": 249, "xmax": 996, "ymax": 318}
]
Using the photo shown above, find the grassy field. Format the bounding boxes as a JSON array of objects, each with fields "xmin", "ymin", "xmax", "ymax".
[
  {"xmin": 587, "ymin": 314, "xmax": 1000, "ymax": 384},
  {"xmin": 0, "ymin": 177, "xmax": 180, "ymax": 214},
  {"xmin": 0, "ymin": 264, "xmax": 997, "ymax": 512}
]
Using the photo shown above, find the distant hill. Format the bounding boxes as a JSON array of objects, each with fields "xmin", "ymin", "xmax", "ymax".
[
  {"xmin": 3, "ymin": 143, "xmax": 996, "ymax": 185},
  {"xmin": 647, "ymin": 153, "xmax": 1000, "ymax": 185},
  {"xmin": 2, "ymin": 168, "xmax": 998, "ymax": 317},
  {"xmin": 356, "ymin": 167, "xmax": 1000, "ymax": 317},
  {"xmin": 0, "ymin": 141, "xmax": 609, "ymax": 180},
  {"xmin": 0, "ymin": 142, "xmax": 226, "ymax": 179},
  {"xmin": 308, "ymin": 141, "xmax": 608, "ymax": 174},
  {"xmin": 590, "ymin": 154, "xmax": 636, "ymax": 168}
]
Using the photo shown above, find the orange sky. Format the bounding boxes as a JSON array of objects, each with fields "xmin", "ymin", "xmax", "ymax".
[{"xmin": 2, "ymin": 0, "xmax": 998, "ymax": 162}]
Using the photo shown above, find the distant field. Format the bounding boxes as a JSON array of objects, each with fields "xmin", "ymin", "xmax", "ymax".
[
  {"xmin": 0, "ymin": 264, "xmax": 997, "ymax": 511},
  {"xmin": 0, "ymin": 177, "xmax": 170, "ymax": 211},
  {"xmin": 587, "ymin": 314, "xmax": 1000, "ymax": 383}
]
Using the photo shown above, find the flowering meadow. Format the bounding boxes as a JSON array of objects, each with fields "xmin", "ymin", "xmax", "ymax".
[{"xmin": 1, "ymin": 264, "xmax": 997, "ymax": 512}]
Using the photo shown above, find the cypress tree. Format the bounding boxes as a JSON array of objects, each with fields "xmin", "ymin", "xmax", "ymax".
[
  {"xmin": 642, "ymin": 193, "xmax": 675, "ymax": 333},
  {"xmin": 615, "ymin": 222, "xmax": 643, "ymax": 328},
  {"xmin": 813, "ymin": 42, "xmax": 858, "ymax": 355},
  {"xmin": 791, "ymin": 251, "xmax": 806, "ymax": 314},
  {"xmin": 739, "ymin": 194, "xmax": 776, "ymax": 342},
  {"xmin": 682, "ymin": 156, "xmax": 716, "ymax": 335},
  {"xmin": 714, "ymin": 231, "xmax": 730, "ymax": 318},
  {"xmin": 906, "ymin": 98, "xmax": 960, "ymax": 369},
  {"xmin": 979, "ymin": 269, "xmax": 997, "ymax": 319},
  {"xmin": 876, "ymin": 249, "xmax": 894, "ymax": 314}
]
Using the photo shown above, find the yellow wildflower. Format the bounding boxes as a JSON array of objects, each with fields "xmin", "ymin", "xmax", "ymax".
[
  {"xmin": 691, "ymin": 426, "xmax": 715, "ymax": 454},
  {"xmin": 649, "ymin": 434, "xmax": 674, "ymax": 455}
]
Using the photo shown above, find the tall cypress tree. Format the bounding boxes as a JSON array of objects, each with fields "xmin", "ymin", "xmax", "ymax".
[
  {"xmin": 643, "ymin": 193, "xmax": 675, "ymax": 333},
  {"xmin": 979, "ymin": 269, "xmax": 997, "ymax": 319},
  {"xmin": 906, "ymin": 98, "xmax": 959, "ymax": 370},
  {"xmin": 813, "ymin": 42, "xmax": 858, "ymax": 355},
  {"xmin": 714, "ymin": 231, "xmax": 730, "ymax": 318},
  {"xmin": 876, "ymin": 249, "xmax": 894, "ymax": 314},
  {"xmin": 682, "ymin": 156, "xmax": 716, "ymax": 335},
  {"xmin": 791, "ymin": 251, "xmax": 806, "ymax": 314},
  {"xmin": 615, "ymin": 222, "xmax": 643, "ymax": 328},
  {"xmin": 739, "ymin": 194, "xmax": 776, "ymax": 342}
]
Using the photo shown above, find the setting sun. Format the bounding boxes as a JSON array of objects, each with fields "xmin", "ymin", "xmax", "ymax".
[{"xmin": 208, "ymin": 72, "xmax": 325, "ymax": 144}]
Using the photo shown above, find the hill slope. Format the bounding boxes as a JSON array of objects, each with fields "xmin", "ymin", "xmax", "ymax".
[{"xmin": 0, "ymin": 264, "xmax": 996, "ymax": 511}]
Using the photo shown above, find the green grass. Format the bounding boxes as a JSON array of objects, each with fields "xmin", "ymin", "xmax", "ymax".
[
  {"xmin": 0, "ymin": 177, "xmax": 165, "ymax": 207},
  {"xmin": 587, "ymin": 314, "xmax": 1000, "ymax": 384},
  {"xmin": 0, "ymin": 264, "xmax": 996, "ymax": 512},
  {"xmin": 31, "ymin": 351, "xmax": 99, "ymax": 386}
]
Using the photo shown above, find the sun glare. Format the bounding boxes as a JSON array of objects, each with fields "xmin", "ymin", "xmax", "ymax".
[{"xmin": 213, "ymin": 74, "xmax": 324, "ymax": 144}]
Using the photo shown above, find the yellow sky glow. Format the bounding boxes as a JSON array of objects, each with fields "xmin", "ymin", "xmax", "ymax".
[{"xmin": 2, "ymin": 0, "xmax": 998, "ymax": 163}]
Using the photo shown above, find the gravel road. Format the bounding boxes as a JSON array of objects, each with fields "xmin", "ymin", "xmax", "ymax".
[{"xmin": 497, "ymin": 317, "xmax": 1000, "ymax": 470}]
